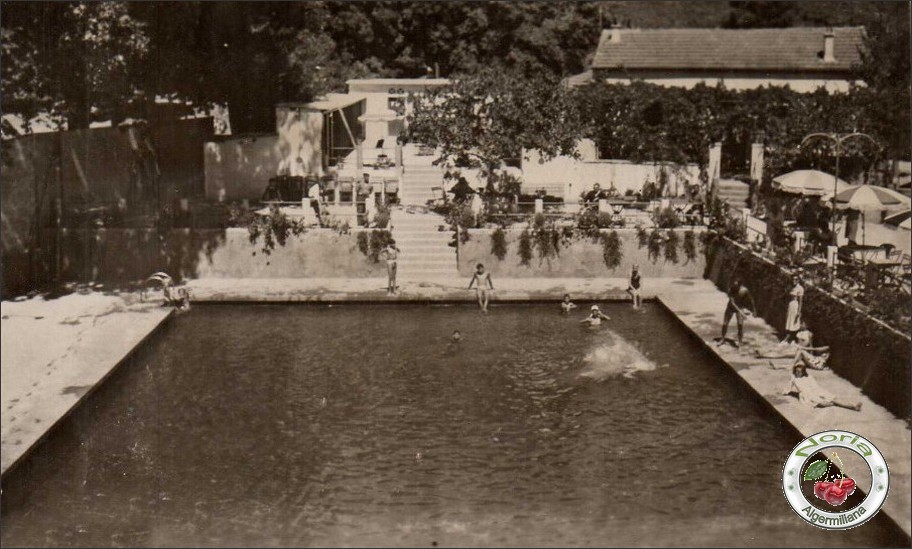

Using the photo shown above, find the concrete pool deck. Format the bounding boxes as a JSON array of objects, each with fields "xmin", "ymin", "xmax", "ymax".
[
  {"xmin": 2, "ymin": 277, "xmax": 909, "ymax": 538},
  {"xmin": 1, "ymin": 292, "xmax": 172, "ymax": 475}
]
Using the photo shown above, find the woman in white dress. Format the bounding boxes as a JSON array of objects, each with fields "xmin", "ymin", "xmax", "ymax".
[{"xmin": 781, "ymin": 275, "xmax": 804, "ymax": 344}]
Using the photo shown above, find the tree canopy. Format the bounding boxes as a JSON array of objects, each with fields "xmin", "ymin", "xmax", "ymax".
[
  {"xmin": 406, "ymin": 67, "xmax": 583, "ymax": 192},
  {"xmin": 0, "ymin": 0, "xmax": 908, "ymax": 150}
]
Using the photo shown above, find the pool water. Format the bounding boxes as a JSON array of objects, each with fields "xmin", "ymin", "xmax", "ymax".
[{"xmin": 1, "ymin": 304, "xmax": 906, "ymax": 547}]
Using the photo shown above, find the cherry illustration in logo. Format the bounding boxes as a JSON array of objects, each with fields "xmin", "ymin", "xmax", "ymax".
[
  {"xmin": 813, "ymin": 481, "xmax": 834, "ymax": 500},
  {"xmin": 823, "ymin": 483, "xmax": 849, "ymax": 506},
  {"xmin": 836, "ymin": 477, "xmax": 856, "ymax": 496}
]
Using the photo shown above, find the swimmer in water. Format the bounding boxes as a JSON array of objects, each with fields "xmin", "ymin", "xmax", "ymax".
[
  {"xmin": 561, "ymin": 294, "xmax": 577, "ymax": 314},
  {"xmin": 580, "ymin": 304, "xmax": 611, "ymax": 326},
  {"xmin": 451, "ymin": 330, "xmax": 462, "ymax": 342}
]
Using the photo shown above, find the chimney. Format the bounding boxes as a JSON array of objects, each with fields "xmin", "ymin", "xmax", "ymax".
[
  {"xmin": 609, "ymin": 21, "xmax": 623, "ymax": 44},
  {"xmin": 823, "ymin": 27, "xmax": 836, "ymax": 63}
]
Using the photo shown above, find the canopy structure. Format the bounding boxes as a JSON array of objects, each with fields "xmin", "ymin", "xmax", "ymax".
[{"xmin": 772, "ymin": 169, "xmax": 851, "ymax": 197}]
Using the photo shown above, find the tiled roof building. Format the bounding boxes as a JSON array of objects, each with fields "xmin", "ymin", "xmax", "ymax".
[{"xmin": 575, "ymin": 26, "xmax": 865, "ymax": 93}]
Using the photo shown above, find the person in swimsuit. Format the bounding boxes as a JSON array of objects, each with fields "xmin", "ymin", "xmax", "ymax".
[
  {"xmin": 580, "ymin": 304, "xmax": 611, "ymax": 326},
  {"xmin": 780, "ymin": 363, "xmax": 861, "ymax": 410},
  {"xmin": 718, "ymin": 278, "xmax": 757, "ymax": 348},
  {"xmin": 468, "ymin": 263, "xmax": 494, "ymax": 313},
  {"xmin": 380, "ymin": 240, "xmax": 400, "ymax": 295},
  {"xmin": 627, "ymin": 265, "xmax": 642, "ymax": 309},
  {"xmin": 561, "ymin": 294, "xmax": 577, "ymax": 314}
]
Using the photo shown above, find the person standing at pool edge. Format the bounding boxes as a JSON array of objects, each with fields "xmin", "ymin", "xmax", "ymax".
[
  {"xmin": 379, "ymin": 239, "xmax": 400, "ymax": 296},
  {"xmin": 718, "ymin": 278, "xmax": 757, "ymax": 348},
  {"xmin": 627, "ymin": 264, "xmax": 642, "ymax": 309},
  {"xmin": 468, "ymin": 263, "xmax": 494, "ymax": 313}
]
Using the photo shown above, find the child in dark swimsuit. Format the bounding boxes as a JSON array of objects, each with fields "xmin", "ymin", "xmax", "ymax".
[
  {"xmin": 561, "ymin": 294, "xmax": 577, "ymax": 314},
  {"xmin": 627, "ymin": 265, "xmax": 642, "ymax": 309}
]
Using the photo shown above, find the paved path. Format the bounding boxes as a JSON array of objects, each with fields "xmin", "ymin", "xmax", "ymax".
[
  {"xmin": 1, "ymin": 292, "xmax": 172, "ymax": 475},
  {"xmin": 183, "ymin": 276, "xmax": 695, "ymax": 302},
  {"xmin": 658, "ymin": 284, "xmax": 911, "ymax": 538}
]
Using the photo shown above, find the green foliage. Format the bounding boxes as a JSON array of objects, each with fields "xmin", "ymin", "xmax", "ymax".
[
  {"xmin": 664, "ymin": 229, "xmax": 680, "ymax": 264},
  {"xmin": 245, "ymin": 204, "xmax": 307, "ymax": 256},
  {"xmin": 373, "ymin": 202, "xmax": 391, "ymax": 228},
  {"xmin": 636, "ymin": 225, "xmax": 649, "ymax": 249},
  {"xmin": 518, "ymin": 228, "xmax": 533, "ymax": 267},
  {"xmin": 406, "ymin": 67, "xmax": 584, "ymax": 193},
  {"xmin": 573, "ymin": 78, "xmax": 907, "ymax": 177},
  {"xmin": 654, "ymin": 206, "xmax": 680, "ymax": 229},
  {"xmin": 366, "ymin": 230, "xmax": 394, "ymax": 263},
  {"xmin": 647, "ymin": 229, "xmax": 663, "ymax": 263},
  {"xmin": 490, "ymin": 226, "xmax": 508, "ymax": 260},
  {"xmin": 600, "ymin": 230, "xmax": 623, "ymax": 271},
  {"xmin": 356, "ymin": 231, "xmax": 370, "ymax": 257},
  {"xmin": 683, "ymin": 230, "xmax": 697, "ymax": 264}
]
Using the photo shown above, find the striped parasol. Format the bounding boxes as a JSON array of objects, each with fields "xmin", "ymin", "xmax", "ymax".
[
  {"xmin": 772, "ymin": 169, "xmax": 851, "ymax": 197},
  {"xmin": 883, "ymin": 209, "xmax": 911, "ymax": 231},
  {"xmin": 834, "ymin": 184, "xmax": 911, "ymax": 211}
]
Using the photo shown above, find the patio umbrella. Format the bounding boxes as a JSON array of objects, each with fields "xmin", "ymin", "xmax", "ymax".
[
  {"xmin": 834, "ymin": 184, "xmax": 911, "ymax": 211},
  {"xmin": 772, "ymin": 169, "xmax": 851, "ymax": 196},
  {"xmin": 834, "ymin": 186, "xmax": 911, "ymax": 244},
  {"xmin": 884, "ymin": 209, "xmax": 911, "ymax": 231}
]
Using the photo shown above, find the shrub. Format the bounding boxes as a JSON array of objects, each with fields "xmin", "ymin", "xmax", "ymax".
[
  {"xmin": 664, "ymin": 229, "xmax": 680, "ymax": 264},
  {"xmin": 366, "ymin": 230, "xmax": 394, "ymax": 263},
  {"xmin": 245, "ymin": 204, "xmax": 307, "ymax": 256},
  {"xmin": 597, "ymin": 212, "xmax": 614, "ymax": 228},
  {"xmin": 491, "ymin": 226, "xmax": 508, "ymax": 260},
  {"xmin": 600, "ymin": 230, "xmax": 623, "ymax": 270},
  {"xmin": 518, "ymin": 228, "xmax": 533, "ymax": 266},
  {"xmin": 373, "ymin": 203, "xmax": 391, "ymax": 228},
  {"xmin": 683, "ymin": 229, "xmax": 697, "ymax": 264},
  {"xmin": 647, "ymin": 229, "xmax": 663, "ymax": 263},
  {"xmin": 654, "ymin": 206, "xmax": 680, "ymax": 229},
  {"xmin": 356, "ymin": 231, "xmax": 370, "ymax": 257},
  {"xmin": 636, "ymin": 225, "xmax": 649, "ymax": 248}
]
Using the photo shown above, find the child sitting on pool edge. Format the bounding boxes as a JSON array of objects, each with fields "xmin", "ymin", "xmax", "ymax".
[
  {"xmin": 580, "ymin": 305, "xmax": 611, "ymax": 326},
  {"xmin": 467, "ymin": 263, "xmax": 494, "ymax": 313},
  {"xmin": 561, "ymin": 294, "xmax": 577, "ymax": 314}
]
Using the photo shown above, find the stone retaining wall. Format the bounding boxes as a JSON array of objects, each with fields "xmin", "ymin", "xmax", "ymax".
[{"xmin": 705, "ymin": 237, "xmax": 911, "ymax": 419}]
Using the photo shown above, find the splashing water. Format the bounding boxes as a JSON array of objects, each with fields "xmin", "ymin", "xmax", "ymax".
[{"xmin": 579, "ymin": 333, "xmax": 661, "ymax": 380}]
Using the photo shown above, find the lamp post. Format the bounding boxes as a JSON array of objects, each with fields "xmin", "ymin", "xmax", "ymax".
[{"xmin": 799, "ymin": 132, "xmax": 880, "ymax": 234}]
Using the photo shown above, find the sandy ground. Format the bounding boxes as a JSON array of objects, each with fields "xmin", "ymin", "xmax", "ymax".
[{"xmin": 1, "ymin": 277, "xmax": 908, "ymax": 536}]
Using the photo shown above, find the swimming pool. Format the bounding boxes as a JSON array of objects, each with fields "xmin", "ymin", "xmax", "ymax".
[{"xmin": 1, "ymin": 303, "xmax": 906, "ymax": 547}]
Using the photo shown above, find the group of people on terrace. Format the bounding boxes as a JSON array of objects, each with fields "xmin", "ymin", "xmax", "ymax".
[{"xmin": 717, "ymin": 274, "xmax": 862, "ymax": 412}]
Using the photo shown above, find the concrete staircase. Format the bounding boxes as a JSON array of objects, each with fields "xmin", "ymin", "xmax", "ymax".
[
  {"xmin": 390, "ymin": 208, "xmax": 457, "ymax": 279},
  {"xmin": 717, "ymin": 178, "xmax": 750, "ymax": 209},
  {"xmin": 399, "ymin": 165, "xmax": 446, "ymax": 206}
]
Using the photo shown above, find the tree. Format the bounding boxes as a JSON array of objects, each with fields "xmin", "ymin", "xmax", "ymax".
[
  {"xmin": 1, "ymin": 2, "xmax": 149, "ymax": 130},
  {"xmin": 405, "ymin": 67, "xmax": 583, "ymax": 194}
]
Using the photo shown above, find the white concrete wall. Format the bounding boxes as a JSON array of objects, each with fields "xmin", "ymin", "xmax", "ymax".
[
  {"xmin": 522, "ymin": 140, "xmax": 700, "ymax": 200},
  {"xmin": 601, "ymin": 76, "xmax": 856, "ymax": 93}
]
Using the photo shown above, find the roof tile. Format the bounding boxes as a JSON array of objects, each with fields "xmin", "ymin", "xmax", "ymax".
[{"xmin": 592, "ymin": 27, "xmax": 865, "ymax": 72}]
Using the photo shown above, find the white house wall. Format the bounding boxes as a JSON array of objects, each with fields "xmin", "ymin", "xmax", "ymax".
[
  {"xmin": 522, "ymin": 140, "xmax": 701, "ymax": 199},
  {"xmin": 601, "ymin": 76, "xmax": 855, "ymax": 93}
]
